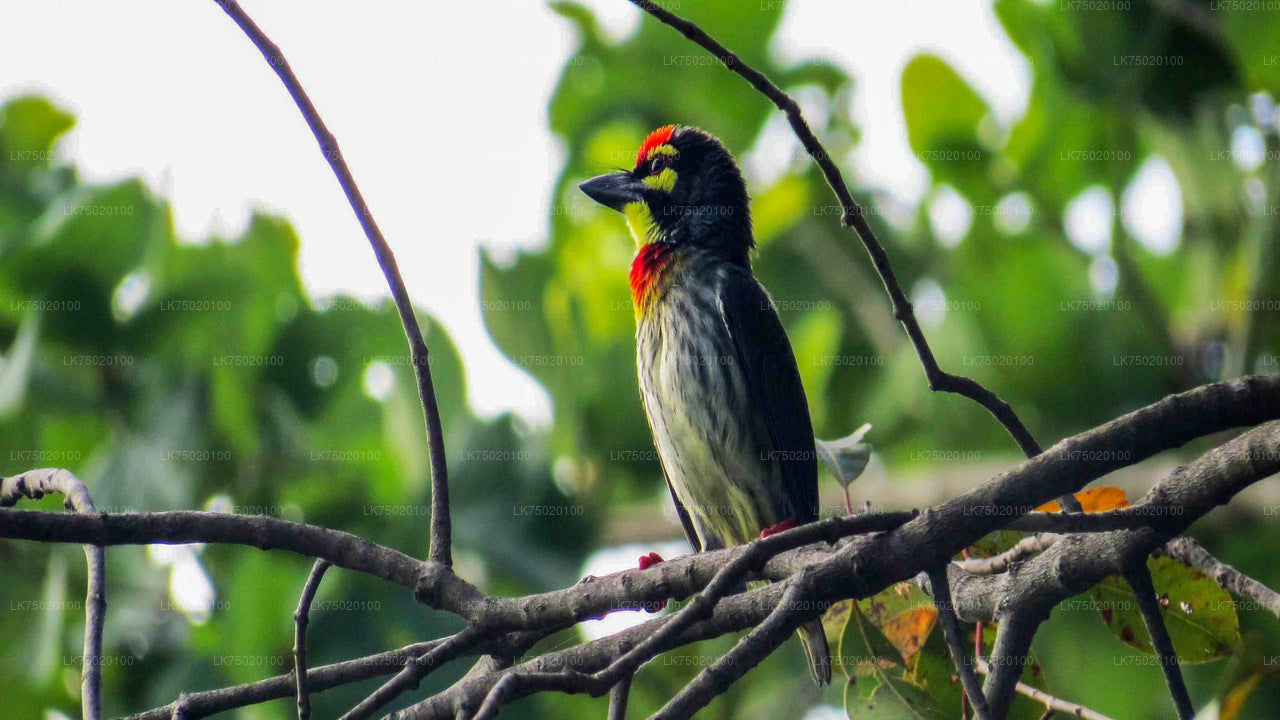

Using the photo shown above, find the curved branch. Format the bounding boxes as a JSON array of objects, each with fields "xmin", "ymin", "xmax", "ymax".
[
  {"xmin": 294, "ymin": 559, "xmax": 332, "ymax": 720},
  {"xmin": 212, "ymin": 0, "xmax": 453, "ymax": 567},
  {"xmin": 0, "ymin": 508, "xmax": 433, "ymax": 597},
  {"xmin": 1, "ymin": 469, "xmax": 105, "ymax": 720}
]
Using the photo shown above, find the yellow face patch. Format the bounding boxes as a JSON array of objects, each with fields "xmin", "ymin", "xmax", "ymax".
[
  {"xmin": 623, "ymin": 201, "xmax": 660, "ymax": 248},
  {"xmin": 645, "ymin": 144, "xmax": 677, "ymax": 159},
  {"xmin": 642, "ymin": 168, "xmax": 677, "ymax": 193}
]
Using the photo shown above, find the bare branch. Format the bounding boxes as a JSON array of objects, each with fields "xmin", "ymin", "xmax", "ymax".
[
  {"xmin": 608, "ymin": 674, "xmax": 633, "ymax": 720},
  {"xmin": 294, "ymin": 559, "xmax": 332, "ymax": 720},
  {"xmin": 928, "ymin": 566, "xmax": 992, "ymax": 720},
  {"xmin": 340, "ymin": 626, "xmax": 485, "ymax": 720},
  {"xmin": 975, "ymin": 659, "xmax": 1118, "ymax": 720},
  {"xmin": 958, "ymin": 535, "xmax": 1058, "ymax": 575},
  {"xmin": 118, "ymin": 640, "xmax": 445, "ymax": 720},
  {"xmin": 1, "ymin": 469, "xmax": 105, "ymax": 720},
  {"xmin": 1124, "ymin": 562, "xmax": 1195, "ymax": 719},
  {"xmin": 1159, "ymin": 537, "xmax": 1280, "ymax": 618},
  {"xmin": 982, "ymin": 608, "xmax": 1041, "ymax": 719},
  {"xmin": 212, "ymin": 0, "xmax": 454, "ymax": 567},
  {"xmin": 651, "ymin": 578, "xmax": 812, "ymax": 720}
]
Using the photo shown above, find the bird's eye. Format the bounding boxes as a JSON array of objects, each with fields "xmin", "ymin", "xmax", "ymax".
[{"xmin": 649, "ymin": 155, "xmax": 668, "ymax": 174}]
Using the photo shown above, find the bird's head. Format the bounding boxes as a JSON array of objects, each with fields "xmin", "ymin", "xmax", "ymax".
[{"xmin": 579, "ymin": 125, "xmax": 752, "ymax": 264}]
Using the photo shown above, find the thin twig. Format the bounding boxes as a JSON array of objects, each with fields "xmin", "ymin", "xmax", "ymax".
[
  {"xmin": 213, "ymin": 0, "xmax": 454, "ymax": 567},
  {"xmin": 624, "ymin": 0, "xmax": 1082, "ymax": 512},
  {"xmin": 927, "ymin": 567, "xmax": 991, "ymax": 720},
  {"xmin": 1124, "ymin": 561, "xmax": 1194, "ymax": 720},
  {"xmin": 957, "ymin": 535, "xmax": 1058, "ymax": 575},
  {"xmin": 1, "ymin": 469, "xmax": 105, "ymax": 720},
  {"xmin": 650, "ymin": 578, "xmax": 813, "ymax": 720},
  {"xmin": 1159, "ymin": 537, "xmax": 1280, "ymax": 618},
  {"xmin": 118, "ymin": 639, "xmax": 445, "ymax": 720},
  {"xmin": 976, "ymin": 660, "xmax": 1118, "ymax": 720},
  {"xmin": 471, "ymin": 673, "xmax": 519, "ymax": 720},
  {"xmin": 293, "ymin": 559, "xmax": 332, "ymax": 720},
  {"xmin": 339, "ymin": 625, "xmax": 484, "ymax": 720}
]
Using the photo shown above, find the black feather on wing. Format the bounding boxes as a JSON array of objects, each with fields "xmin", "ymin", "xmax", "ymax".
[
  {"xmin": 715, "ymin": 269, "xmax": 819, "ymax": 524},
  {"xmin": 662, "ymin": 465, "xmax": 702, "ymax": 552}
]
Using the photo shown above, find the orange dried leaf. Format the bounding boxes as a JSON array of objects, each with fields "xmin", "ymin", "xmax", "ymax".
[
  {"xmin": 1035, "ymin": 486, "xmax": 1130, "ymax": 513},
  {"xmin": 880, "ymin": 606, "xmax": 938, "ymax": 661}
]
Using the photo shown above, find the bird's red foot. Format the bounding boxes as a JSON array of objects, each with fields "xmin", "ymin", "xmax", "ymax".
[
  {"xmin": 637, "ymin": 552, "xmax": 667, "ymax": 611},
  {"xmin": 638, "ymin": 551, "xmax": 664, "ymax": 570},
  {"xmin": 759, "ymin": 518, "xmax": 797, "ymax": 539}
]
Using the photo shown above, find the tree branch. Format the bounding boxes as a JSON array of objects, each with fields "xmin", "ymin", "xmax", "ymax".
[
  {"xmin": 7, "ymin": 378, "xmax": 1275, "ymax": 720},
  {"xmin": 957, "ymin": 534, "xmax": 1058, "ymax": 575},
  {"xmin": 929, "ymin": 566, "xmax": 992, "ymax": 720},
  {"xmin": 1, "ymin": 469, "xmax": 105, "ymax": 720},
  {"xmin": 294, "ymin": 559, "xmax": 332, "ymax": 720},
  {"xmin": 212, "ymin": 0, "xmax": 454, "ymax": 567},
  {"xmin": 117, "ymin": 640, "xmax": 445, "ymax": 720},
  {"xmin": 1124, "ymin": 561, "xmax": 1195, "ymax": 719},
  {"xmin": 1158, "ymin": 537, "xmax": 1280, "ymax": 619},
  {"xmin": 608, "ymin": 674, "xmax": 633, "ymax": 720},
  {"xmin": 651, "ymin": 577, "xmax": 811, "ymax": 720},
  {"xmin": 975, "ymin": 659, "xmax": 1118, "ymax": 720}
]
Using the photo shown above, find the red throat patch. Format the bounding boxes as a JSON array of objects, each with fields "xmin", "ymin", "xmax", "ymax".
[
  {"xmin": 629, "ymin": 242, "xmax": 677, "ymax": 312},
  {"xmin": 636, "ymin": 125, "xmax": 675, "ymax": 168}
]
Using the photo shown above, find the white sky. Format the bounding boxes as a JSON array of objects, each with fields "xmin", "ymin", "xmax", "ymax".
[{"xmin": 1, "ymin": 0, "xmax": 1031, "ymax": 422}]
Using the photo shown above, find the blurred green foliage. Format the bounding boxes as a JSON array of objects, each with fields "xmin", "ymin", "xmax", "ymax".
[{"xmin": 2, "ymin": 1, "xmax": 1280, "ymax": 718}]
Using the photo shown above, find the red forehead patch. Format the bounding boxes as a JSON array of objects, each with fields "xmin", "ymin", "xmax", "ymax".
[{"xmin": 636, "ymin": 125, "xmax": 675, "ymax": 167}]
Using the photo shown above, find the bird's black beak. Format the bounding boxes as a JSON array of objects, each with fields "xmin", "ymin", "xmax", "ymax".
[{"xmin": 579, "ymin": 172, "xmax": 645, "ymax": 212}]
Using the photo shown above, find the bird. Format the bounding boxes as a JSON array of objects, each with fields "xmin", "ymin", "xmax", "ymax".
[{"xmin": 579, "ymin": 124, "xmax": 831, "ymax": 687}]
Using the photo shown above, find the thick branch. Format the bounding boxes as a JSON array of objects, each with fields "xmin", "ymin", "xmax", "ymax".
[
  {"xmin": 400, "ymin": 395, "xmax": 1280, "ymax": 720},
  {"xmin": 213, "ymin": 0, "xmax": 453, "ymax": 567}
]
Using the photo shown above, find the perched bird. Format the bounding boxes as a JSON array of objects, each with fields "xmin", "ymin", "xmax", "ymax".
[{"xmin": 579, "ymin": 125, "xmax": 831, "ymax": 687}]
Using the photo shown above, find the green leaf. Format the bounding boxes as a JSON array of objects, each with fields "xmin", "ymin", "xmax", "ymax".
[
  {"xmin": 902, "ymin": 56, "xmax": 987, "ymax": 156},
  {"xmin": 840, "ymin": 603, "xmax": 945, "ymax": 719},
  {"xmin": 1088, "ymin": 556, "xmax": 1240, "ymax": 664},
  {"xmin": 0, "ymin": 95, "xmax": 75, "ymax": 174},
  {"xmin": 0, "ymin": 310, "xmax": 37, "ymax": 418}
]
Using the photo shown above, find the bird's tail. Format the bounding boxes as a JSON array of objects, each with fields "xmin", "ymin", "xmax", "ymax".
[{"xmin": 796, "ymin": 619, "xmax": 832, "ymax": 687}]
